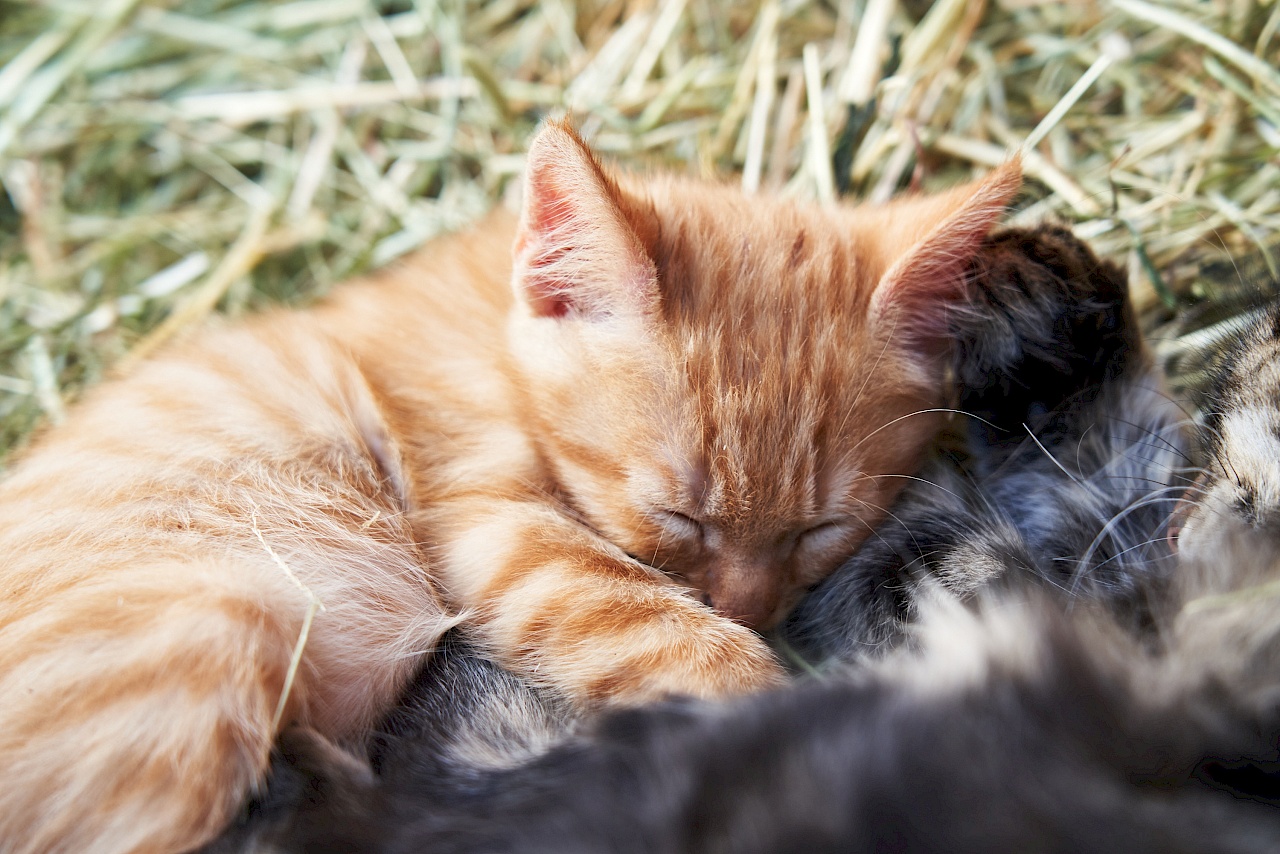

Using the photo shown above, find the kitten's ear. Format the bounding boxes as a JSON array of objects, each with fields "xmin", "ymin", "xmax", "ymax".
[
  {"xmin": 512, "ymin": 121, "xmax": 658, "ymax": 321},
  {"xmin": 869, "ymin": 159, "xmax": 1022, "ymax": 356}
]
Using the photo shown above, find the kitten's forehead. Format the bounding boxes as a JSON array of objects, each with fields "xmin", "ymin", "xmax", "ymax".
[
  {"xmin": 620, "ymin": 183, "xmax": 931, "ymax": 525},
  {"xmin": 641, "ymin": 185, "xmax": 892, "ymax": 419},
  {"xmin": 636, "ymin": 181, "xmax": 878, "ymax": 329},
  {"xmin": 1205, "ymin": 308, "xmax": 1280, "ymax": 474}
]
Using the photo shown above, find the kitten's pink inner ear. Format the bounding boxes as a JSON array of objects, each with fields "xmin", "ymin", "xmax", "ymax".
[
  {"xmin": 513, "ymin": 122, "xmax": 658, "ymax": 321},
  {"xmin": 870, "ymin": 158, "xmax": 1023, "ymax": 352}
]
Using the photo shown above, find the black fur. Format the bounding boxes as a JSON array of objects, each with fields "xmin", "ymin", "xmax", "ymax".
[{"xmin": 954, "ymin": 224, "xmax": 1139, "ymax": 439}]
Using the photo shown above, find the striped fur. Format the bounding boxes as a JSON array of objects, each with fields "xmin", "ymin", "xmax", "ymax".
[
  {"xmin": 0, "ymin": 122, "xmax": 1020, "ymax": 852},
  {"xmin": 212, "ymin": 234, "xmax": 1280, "ymax": 853}
]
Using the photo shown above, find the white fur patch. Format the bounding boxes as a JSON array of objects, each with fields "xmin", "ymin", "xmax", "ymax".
[
  {"xmin": 1223, "ymin": 406, "xmax": 1280, "ymax": 509},
  {"xmin": 879, "ymin": 589, "xmax": 1043, "ymax": 697}
]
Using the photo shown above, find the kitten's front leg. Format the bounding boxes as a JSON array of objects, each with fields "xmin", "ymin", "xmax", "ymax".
[{"xmin": 436, "ymin": 498, "xmax": 785, "ymax": 707}]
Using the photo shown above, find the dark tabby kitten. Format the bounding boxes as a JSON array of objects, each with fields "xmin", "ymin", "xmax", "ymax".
[
  {"xmin": 211, "ymin": 228, "xmax": 1280, "ymax": 852},
  {"xmin": 779, "ymin": 225, "xmax": 1191, "ymax": 661}
]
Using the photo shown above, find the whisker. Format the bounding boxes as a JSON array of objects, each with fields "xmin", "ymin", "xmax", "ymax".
[
  {"xmin": 1074, "ymin": 485, "xmax": 1193, "ymax": 586},
  {"xmin": 845, "ymin": 492, "xmax": 927, "ymax": 559},
  {"xmin": 1088, "ymin": 533, "xmax": 1181, "ymax": 575},
  {"xmin": 855, "ymin": 472, "xmax": 968, "ymax": 503},
  {"xmin": 848, "ymin": 408, "xmax": 1007, "ymax": 458},
  {"xmin": 1022, "ymin": 423, "xmax": 1084, "ymax": 487}
]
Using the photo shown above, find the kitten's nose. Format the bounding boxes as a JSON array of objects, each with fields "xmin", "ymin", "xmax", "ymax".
[{"xmin": 704, "ymin": 564, "xmax": 783, "ymax": 629}]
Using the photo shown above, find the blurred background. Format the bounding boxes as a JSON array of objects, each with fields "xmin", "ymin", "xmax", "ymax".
[{"xmin": 0, "ymin": 0, "xmax": 1277, "ymax": 457}]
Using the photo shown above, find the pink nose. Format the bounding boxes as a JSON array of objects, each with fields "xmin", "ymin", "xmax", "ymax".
[{"xmin": 704, "ymin": 568, "xmax": 783, "ymax": 629}]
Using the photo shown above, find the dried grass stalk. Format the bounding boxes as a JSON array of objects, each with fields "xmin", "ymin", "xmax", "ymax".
[{"xmin": 0, "ymin": 0, "xmax": 1277, "ymax": 456}]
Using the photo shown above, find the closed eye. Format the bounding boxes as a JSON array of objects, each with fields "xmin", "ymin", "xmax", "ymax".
[
  {"xmin": 796, "ymin": 520, "xmax": 852, "ymax": 552},
  {"xmin": 657, "ymin": 509, "xmax": 704, "ymax": 541}
]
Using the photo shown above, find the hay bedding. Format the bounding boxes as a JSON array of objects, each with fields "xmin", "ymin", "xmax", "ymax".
[{"xmin": 0, "ymin": 0, "xmax": 1278, "ymax": 458}]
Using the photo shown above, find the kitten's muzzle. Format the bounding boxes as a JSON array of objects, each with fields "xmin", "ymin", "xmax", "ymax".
[{"xmin": 702, "ymin": 559, "xmax": 786, "ymax": 630}]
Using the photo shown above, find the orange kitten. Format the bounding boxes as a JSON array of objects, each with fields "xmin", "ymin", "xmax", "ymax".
[{"xmin": 0, "ymin": 121, "xmax": 1018, "ymax": 853}]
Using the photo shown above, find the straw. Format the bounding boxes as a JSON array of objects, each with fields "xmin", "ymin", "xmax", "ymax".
[{"xmin": 0, "ymin": 0, "xmax": 1276, "ymax": 458}]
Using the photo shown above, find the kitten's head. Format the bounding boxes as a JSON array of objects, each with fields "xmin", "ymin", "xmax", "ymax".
[
  {"xmin": 1165, "ymin": 306, "xmax": 1280, "ymax": 695},
  {"xmin": 1176, "ymin": 305, "xmax": 1280, "ymax": 577},
  {"xmin": 506, "ymin": 121, "xmax": 1019, "ymax": 629}
]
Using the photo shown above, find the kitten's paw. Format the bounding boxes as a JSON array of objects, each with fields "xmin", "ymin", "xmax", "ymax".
[
  {"xmin": 479, "ymin": 556, "xmax": 788, "ymax": 709},
  {"xmin": 584, "ymin": 611, "xmax": 787, "ymax": 706},
  {"xmin": 675, "ymin": 624, "xmax": 790, "ymax": 700}
]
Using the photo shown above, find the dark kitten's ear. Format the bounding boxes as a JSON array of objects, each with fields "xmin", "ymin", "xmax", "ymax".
[
  {"xmin": 512, "ymin": 121, "xmax": 659, "ymax": 321},
  {"xmin": 868, "ymin": 159, "xmax": 1022, "ymax": 358}
]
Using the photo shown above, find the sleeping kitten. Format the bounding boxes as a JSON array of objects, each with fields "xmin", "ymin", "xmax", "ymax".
[
  {"xmin": 214, "ymin": 226, "xmax": 1278, "ymax": 853},
  {"xmin": 0, "ymin": 120, "xmax": 1020, "ymax": 853}
]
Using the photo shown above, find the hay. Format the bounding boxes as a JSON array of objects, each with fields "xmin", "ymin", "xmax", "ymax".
[
  {"xmin": 0, "ymin": 0, "xmax": 1277, "ymax": 458},
  {"xmin": 247, "ymin": 498, "xmax": 326, "ymax": 731}
]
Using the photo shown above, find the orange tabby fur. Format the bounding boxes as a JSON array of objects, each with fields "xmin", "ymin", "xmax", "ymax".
[{"xmin": 0, "ymin": 122, "xmax": 1018, "ymax": 853}]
